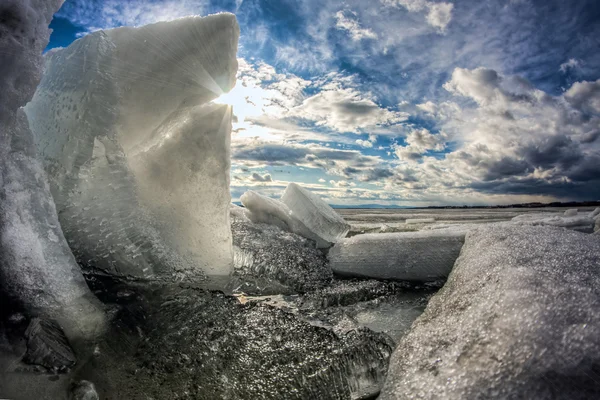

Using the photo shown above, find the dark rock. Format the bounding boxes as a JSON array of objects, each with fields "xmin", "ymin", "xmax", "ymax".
[{"xmin": 22, "ymin": 318, "xmax": 76, "ymax": 370}]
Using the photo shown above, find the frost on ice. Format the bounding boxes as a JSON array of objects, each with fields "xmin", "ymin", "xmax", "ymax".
[
  {"xmin": 241, "ymin": 183, "xmax": 350, "ymax": 248},
  {"xmin": 381, "ymin": 224, "xmax": 600, "ymax": 399},
  {"xmin": 328, "ymin": 230, "xmax": 465, "ymax": 282},
  {"xmin": 0, "ymin": 0, "xmax": 105, "ymax": 338},
  {"xmin": 25, "ymin": 14, "xmax": 240, "ymax": 278}
]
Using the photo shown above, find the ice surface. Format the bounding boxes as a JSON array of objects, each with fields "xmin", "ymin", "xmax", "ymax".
[
  {"xmin": 230, "ymin": 205, "xmax": 331, "ymax": 293},
  {"xmin": 328, "ymin": 230, "xmax": 465, "ymax": 282},
  {"xmin": 512, "ymin": 212, "xmax": 595, "ymax": 233},
  {"xmin": 25, "ymin": 14, "xmax": 240, "ymax": 277},
  {"xmin": 381, "ymin": 224, "xmax": 600, "ymax": 399},
  {"xmin": 0, "ymin": 0, "xmax": 105, "ymax": 338},
  {"xmin": 564, "ymin": 208, "xmax": 578, "ymax": 216},
  {"xmin": 405, "ymin": 218, "xmax": 435, "ymax": 224},
  {"xmin": 281, "ymin": 183, "xmax": 350, "ymax": 248}
]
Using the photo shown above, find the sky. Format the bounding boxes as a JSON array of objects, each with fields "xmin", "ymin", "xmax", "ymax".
[{"xmin": 48, "ymin": 0, "xmax": 600, "ymax": 207}]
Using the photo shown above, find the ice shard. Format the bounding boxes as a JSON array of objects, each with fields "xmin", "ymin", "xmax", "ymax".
[
  {"xmin": 281, "ymin": 183, "xmax": 350, "ymax": 248},
  {"xmin": 26, "ymin": 14, "xmax": 240, "ymax": 278},
  {"xmin": 0, "ymin": 0, "xmax": 105, "ymax": 338},
  {"xmin": 381, "ymin": 224, "xmax": 600, "ymax": 399},
  {"xmin": 328, "ymin": 230, "xmax": 465, "ymax": 282}
]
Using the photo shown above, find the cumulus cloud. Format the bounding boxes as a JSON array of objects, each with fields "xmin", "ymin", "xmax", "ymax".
[
  {"xmin": 290, "ymin": 82, "xmax": 409, "ymax": 133},
  {"xmin": 356, "ymin": 139, "xmax": 374, "ymax": 148},
  {"xmin": 383, "ymin": 0, "xmax": 454, "ymax": 31},
  {"xmin": 251, "ymin": 173, "xmax": 273, "ymax": 182},
  {"xmin": 335, "ymin": 10, "xmax": 378, "ymax": 41},
  {"xmin": 394, "ymin": 128, "xmax": 447, "ymax": 161},
  {"xmin": 431, "ymin": 68, "xmax": 600, "ymax": 198}
]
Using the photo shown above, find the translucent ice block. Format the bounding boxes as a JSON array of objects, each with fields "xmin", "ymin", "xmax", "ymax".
[
  {"xmin": 328, "ymin": 230, "xmax": 465, "ymax": 282},
  {"xmin": 281, "ymin": 183, "xmax": 350, "ymax": 248}
]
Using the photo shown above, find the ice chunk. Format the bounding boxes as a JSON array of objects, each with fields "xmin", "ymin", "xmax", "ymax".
[
  {"xmin": 512, "ymin": 212, "xmax": 594, "ymax": 233},
  {"xmin": 405, "ymin": 218, "xmax": 435, "ymax": 224},
  {"xmin": 564, "ymin": 208, "xmax": 578, "ymax": 217},
  {"xmin": 381, "ymin": 224, "xmax": 600, "ymax": 399},
  {"xmin": 590, "ymin": 207, "xmax": 600, "ymax": 219},
  {"xmin": 25, "ymin": 14, "xmax": 240, "ymax": 278},
  {"xmin": 281, "ymin": 183, "xmax": 350, "ymax": 248},
  {"xmin": 240, "ymin": 191, "xmax": 296, "ymax": 232},
  {"xmin": 241, "ymin": 189, "xmax": 337, "ymax": 248},
  {"xmin": 328, "ymin": 230, "xmax": 465, "ymax": 282},
  {"xmin": 0, "ymin": 0, "xmax": 105, "ymax": 339},
  {"xmin": 230, "ymin": 205, "xmax": 331, "ymax": 293},
  {"xmin": 595, "ymin": 215, "xmax": 600, "ymax": 233}
]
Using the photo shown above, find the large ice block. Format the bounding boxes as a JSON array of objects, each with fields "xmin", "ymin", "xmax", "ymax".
[
  {"xmin": 381, "ymin": 224, "xmax": 600, "ymax": 399},
  {"xmin": 512, "ymin": 212, "xmax": 595, "ymax": 233},
  {"xmin": 240, "ymin": 191, "xmax": 297, "ymax": 232},
  {"xmin": 328, "ymin": 230, "xmax": 465, "ymax": 282},
  {"xmin": 0, "ymin": 0, "xmax": 105, "ymax": 339},
  {"xmin": 25, "ymin": 14, "xmax": 240, "ymax": 278},
  {"xmin": 281, "ymin": 183, "xmax": 350, "ymax": 248}
]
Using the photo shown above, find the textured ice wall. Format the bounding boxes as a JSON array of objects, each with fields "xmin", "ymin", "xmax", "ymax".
[
  {"xmin": 0, "ymin": 0, "xmax": 105, "ymax": 338},
  {"xmin": 329, "ymin": 230, "xmax": 465, "ymax": 281},
  {"xmin": 26, "ymin": 14, "xmax": 239, "ymax": 278},
  {"xmin": 381, "ymin": 224, "xmax": 600, "ymax": 399}
]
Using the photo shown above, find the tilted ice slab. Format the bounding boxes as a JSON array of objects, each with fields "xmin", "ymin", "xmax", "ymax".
[
  {"xmin": 0, "ymin": 0, "xmax": 105, "ymax": 339},
  {"xmin": 381, "ymin": 224, "xmax": 600, "ymax": 399},
  {"xmin": 512, "ymin": 212, "xmax": 595, "ymax": 233},
  {"xmin": 26, "ymin": 14, "xmax": 239, "ymax": 278},
  {"xmin": 328, "ymin": 230, "xmax": 465, "ymax": 282},
  {"xmin": 281, "ymin": 183, "xmax": 350, "ymax": 248}
]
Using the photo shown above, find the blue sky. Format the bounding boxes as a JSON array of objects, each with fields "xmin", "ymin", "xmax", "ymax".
[{"xmin": 48, "ymin": 0, "xmax": 600, "ymax": 206}]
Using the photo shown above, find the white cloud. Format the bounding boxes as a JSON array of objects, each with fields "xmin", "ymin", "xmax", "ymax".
[
  {"xmin": 356, "ymin": 139, "xmax": 374, "ymax": 148},
  {"xmin": 335, "ymin": 11, "xmax": 378, "ymax": 41},
  {"xmin": 383, "ymin": 0, "xmax": 454, "ymax": 31},
  {"xmin": 560, "ymin": 58, "xmax": 581, "ymax": 73},
  {"xmin": 290, "ymin": 79, "xmax": 409, "ymax": 133}
]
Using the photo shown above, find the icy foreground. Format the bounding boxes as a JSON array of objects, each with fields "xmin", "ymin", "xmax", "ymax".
[
  {"xmin": 230, "ymin": 205, "xmax": 331, "ymax": 293},
  {"xmin": 0, "ymin": 0, "xmax": 105, "ymax": 338},
  {"xmin": 329, "ymin": 230, "xmax": 465, "ymax": 281},
  {"xmin": 381, "ymin": 225, "xmax": 600, "ymax": 399},
  {"xmin": 25, "ymin": 14, "xmax": 239, "ymax": 278},
  {"xmin": 241, "ymin": 185, "xmax": 350, "ymax": 248},
  {"xmin": 512, "ymin": 212, "xmax": 595, "ymax": 233}
]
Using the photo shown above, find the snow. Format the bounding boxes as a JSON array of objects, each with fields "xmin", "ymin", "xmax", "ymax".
[
  {"xmin": 0, "ymin": 0, "xmax": 105, "ymax": 339},
  {"xmin": 564, "ymin": 208, "xmax": 578, "ymax": 217},
  {"xmin": 381, "ymin": 224, "xmax": 600, "ymax": 399},
  {"xmin": 328, "ymin": 230, "xmax": 465, "ymax": 282},
  {"xmin": 281, "ymin": 183, "xmax": 351, "ymax": 247},
  {"xmin": 25, "ymin": 14, "xmax": 240, "ymax": 277},
  {"xmin": 512, "ymin": 212, "xmax": 595, "ymax": 233}
]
